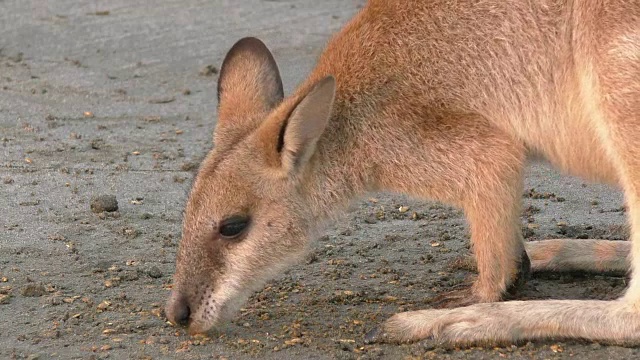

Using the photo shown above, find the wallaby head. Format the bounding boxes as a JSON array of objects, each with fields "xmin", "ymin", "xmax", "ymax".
[{"xmin": 165, "ymin": 37, "xmax": 336, "ymax": 334}]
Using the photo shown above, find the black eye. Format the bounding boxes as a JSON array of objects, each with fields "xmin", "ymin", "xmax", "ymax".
[{"xmin": 219, "ymin": 215, "xmax": 250, "ymax": 239}]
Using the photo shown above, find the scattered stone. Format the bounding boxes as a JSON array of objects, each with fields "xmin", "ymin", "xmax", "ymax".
[
  {"xmin": 199, "ymin": 64, "xmax": 218, "ymax": 76},
  {"xmin": 522, "ymin": 225, "xmax": 536, "ymax": 239},
  {"xmin": 104, "ymin": 278, "xmax": 120, "ymax": 288},
  {"xmin": 121, "ymin": 227, "xmax": 139, "ymax": 239},
  {"xmin": 147, "ymin": 266, "xmax": 162, "ymax": 279},
  {"xmin": 181, "ymin": 161, "xmax": 198, "ymax": 172},
  {"xmin": 121, "ymin": 270, "xmax": 139, "ymax": 282},
  {"xmin": 363, "ymin": 215, "xmax": 377, "ymax": 224},
  {"xmin": 20, "ymin": 283, "xmax": 47, "ymax": 297},
  {"xmin": 0, "ymin": 294, "xmax": 11, "ymax": 304},
  {"xmin": 90, "ymin": 195, "xmax": 118, "ymax": 213},
  {"xmin": 27, "ymin": 353, "xmax": 42, "ymax": 360},
  {"xmin": 97, "ymin": 300, "xmax": 111, "ymax": 311},
  {"xmin": 305, "ymin": 252, "xmax": 318, "ymax": 264},
  {"xmin": 148, "ymin": 96, "xmax": 175, "ymax": 104},
  {"xmin": 48, "ymin": 297, "xmax": 62, "ymax": 306},
  {"xmin": 523, "ymin": 188, "xmax": 557, "ymax": 200},
  {"xmin": 10, "ymin": 52, "xmax": 23, "ymax": 62},
  {"xmin": 90, "ymin": 138, "xmax": 104, "ymax": 150}
]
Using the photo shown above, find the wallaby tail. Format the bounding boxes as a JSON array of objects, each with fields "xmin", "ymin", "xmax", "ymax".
[{"xmin": 525, "ymin": 239, "xmax": 630, "ymax": 276}]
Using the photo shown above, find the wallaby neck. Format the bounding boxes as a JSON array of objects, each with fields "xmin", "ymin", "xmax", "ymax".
[{"xmin": 293, "ymin": 68, "xmax": 391, "ymax": 223}]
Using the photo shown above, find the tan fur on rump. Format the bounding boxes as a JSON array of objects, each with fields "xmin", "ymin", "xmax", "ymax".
[{"xmin": 166, "ymin": 0, "xmax": 640, "ymax": 346}]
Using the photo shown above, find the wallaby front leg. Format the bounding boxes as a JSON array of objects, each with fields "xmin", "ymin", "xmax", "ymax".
[
  {"xmin": 434, "ymin": 145, "xmax": 528, "ymax": 306},
  {"xmin": 466, "ymin": 184, "xmax": 528, "ymax": 303}
]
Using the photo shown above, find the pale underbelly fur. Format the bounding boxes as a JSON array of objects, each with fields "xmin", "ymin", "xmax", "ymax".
[{"xmin": 518, "ymin": 101, "xmax": 620, "ymax": 187}]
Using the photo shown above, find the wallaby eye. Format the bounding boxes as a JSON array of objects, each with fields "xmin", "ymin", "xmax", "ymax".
[{"xmin": 219, "ymin": 215, "xmax": 250, "ymax": 239}]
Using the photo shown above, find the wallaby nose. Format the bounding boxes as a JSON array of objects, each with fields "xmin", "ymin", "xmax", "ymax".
[
  {"xmin": 166, "ymin": 294, "xmax": 191, "ymax": 327},
  {"xmin": 174, "ymin": 302, "xmax": 191, "ymax": 327}
]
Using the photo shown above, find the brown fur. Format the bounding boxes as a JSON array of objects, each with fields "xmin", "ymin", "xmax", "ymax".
[{"xmin": 166, "ymin": 0, "xmax": 640, "ymax": 345}]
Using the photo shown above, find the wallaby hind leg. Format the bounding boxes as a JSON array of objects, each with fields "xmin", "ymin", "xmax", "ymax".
[
  {"xmin": 452, "ymin": 239, "xmax": 631, "ymax": 276},
  {"xmin": 601, "ymin": 51, "xmax": 640, "ymax": 305},
  {"xmin": 526, "ymin": 239, "xmax": 630, "ymax": 275},
  {"xmin": 366, "ymin": 22, "xmax": 640, "ymax": 345},
  {"xmin": 366, "ymin": 135, "xmax": 640, "ymax": 345}
]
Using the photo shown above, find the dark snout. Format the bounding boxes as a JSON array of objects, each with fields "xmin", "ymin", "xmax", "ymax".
[{"xmin": 165, "ymin": 291, "xmax": 191, "ymax": 327}]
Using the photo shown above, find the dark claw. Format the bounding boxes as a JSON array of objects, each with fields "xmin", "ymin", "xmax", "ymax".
[{"xmin": 506, "ymin": 250, "xmax": 531, "ymax": 296}]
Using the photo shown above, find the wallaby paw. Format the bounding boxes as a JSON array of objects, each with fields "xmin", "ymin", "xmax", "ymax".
[
  {"xmin": 362, "ymin": 306, "xmax": 519, "ymax": 346},
  {"xmin": 439, "ymin": 250, "xmax": 532, "ymax": 307},
  {"xmin": 363, "ymin": 308, "xmax": 453, "ymax": 344}
]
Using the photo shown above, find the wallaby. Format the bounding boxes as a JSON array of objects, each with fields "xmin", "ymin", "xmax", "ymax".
[{"xmin": 166, "ymin": 0, "xmax": 640, "ymax": 346}]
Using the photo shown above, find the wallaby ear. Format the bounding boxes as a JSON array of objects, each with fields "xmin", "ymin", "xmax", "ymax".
[
  {"xmin": 279, "ymin": 76, "xmax": 336, "ymax": 174},
  {"xmin": 217, "ymin": 37, "xmax": 284, "ymax": 121}
]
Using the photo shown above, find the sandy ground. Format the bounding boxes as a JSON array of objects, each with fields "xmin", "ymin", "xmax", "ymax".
[{"xmin": 1, "ymin": 1, "xmax": 638, "ymax": 359}]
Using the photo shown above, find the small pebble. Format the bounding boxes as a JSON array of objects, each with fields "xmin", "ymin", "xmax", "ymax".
[
  {"xmin": 21, "ymin": 283, "xmax": 47, "ymax": 297},
  {"xmin": 90, "ymin": 138, "xmax": 104, "ymax": 150},
  {"xmin": 147, "ymin": 266, "xmax": 162, "ymax": 279},
  {"xmin": 199, "ymin": 64, "xmax": 218, "ymax": 76},
  {"xmin": 364, "ymin": 215, "xmax": 377, "ymax": 224},
  {"xmin": 148, "ymin": 96, "xmax": 175, "ymax": 104},
  {"xmin": 90, "ymin": 195, "xmax": 119, "ymax": 213},
  {"xmin": 181, "ymin": 161, "xmax": 198, "ymax": 172}
]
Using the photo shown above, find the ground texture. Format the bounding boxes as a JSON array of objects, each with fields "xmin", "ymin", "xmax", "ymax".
[{"xmin": 1, "ymin": 1, "xmax": 637, "ymax": 359}]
